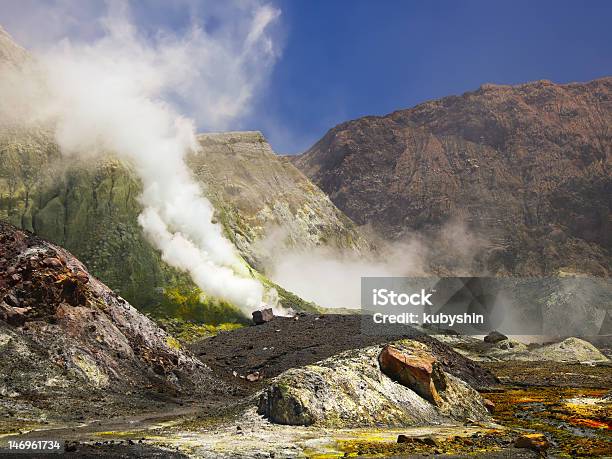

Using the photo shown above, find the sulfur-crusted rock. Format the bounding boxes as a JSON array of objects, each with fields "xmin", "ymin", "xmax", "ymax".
[
  {"xmin": 530, "ymin": 337, "xmax": 609, "ymax": 363},
  {"xmin": 258, "ymin": 340, "xmax": 491, "ymax": 427},
  {"xmin": 437, "ymin": 334, "xmax": 609, "ymax": 363}
]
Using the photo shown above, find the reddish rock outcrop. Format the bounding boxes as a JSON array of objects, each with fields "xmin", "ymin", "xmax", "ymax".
[
  {"xmin": 378, "ymin": 345, "xmax": 446, "ymax": 406},
  {"xmin": 292, "ymin": 78, "xmax": 611, "ymax": 276},
  {"xmin": 0, "ymin": 221, "xmax": 221, "ymax": 419}
]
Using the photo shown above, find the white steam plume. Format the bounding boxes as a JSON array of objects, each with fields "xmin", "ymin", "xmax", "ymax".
[
  {"xmin": 261, "ymin": 221, "xmax": 488, "ymax": 309},
  {"xmin": 0, "ymin": 1, "xmax": 281, "ymax": 312}
]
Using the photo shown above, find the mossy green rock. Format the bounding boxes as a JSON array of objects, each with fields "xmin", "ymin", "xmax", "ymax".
[{"xmin": 0, "ymin": 129, "xmax": 181, "ymax": 311}]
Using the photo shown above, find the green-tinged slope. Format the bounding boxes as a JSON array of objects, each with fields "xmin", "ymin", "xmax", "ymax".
[
  {"xmin": 0, "ymin": 127, "xmax": 365, "ymax": 319},
  {"xmin": 0, "ymin": 28, "xmax": 366, "ymax": 321},
  {"xmin": 0, "ymin": 127, "xmax": 209, "ymax": 317}
]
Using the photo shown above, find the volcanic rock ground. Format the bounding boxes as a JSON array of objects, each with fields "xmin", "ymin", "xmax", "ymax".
[
  {"xmin": 2, "ymin": 311, "xmax": 610, "ymax": 457},
  {"xmin": 188, "ymin": 314, "xmax": 498, "ymax": 393},
  {"xmin": 0, "ymin": 223, "xmax": 610, "ymax": 457}
]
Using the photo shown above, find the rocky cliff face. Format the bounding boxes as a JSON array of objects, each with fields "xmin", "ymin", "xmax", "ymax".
[
  {"xmin": 292, "ymin": 78, "xmax": 611, "ymax": 276},
  {"xmin": 0, "ymin": 25, "xmax": 30, "ymax": 68},
  {"xmin": 190, "ymin": 132, "xmax": 369, "ymax": 271}
]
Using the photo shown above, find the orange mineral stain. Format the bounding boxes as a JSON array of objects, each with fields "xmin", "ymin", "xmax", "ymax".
[{"xmin": 570, "ymin": 418, "xmax": 612, "ymax": 430}]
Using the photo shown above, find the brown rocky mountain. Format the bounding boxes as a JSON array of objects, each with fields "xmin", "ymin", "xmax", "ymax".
[{"xmin": 292, "ymin": 78, "xmax": 611, "ymax": 276}]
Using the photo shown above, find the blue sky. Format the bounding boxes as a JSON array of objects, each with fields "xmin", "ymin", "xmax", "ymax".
[
  {"xmin": 3, "ymin": 0, "xmax": 611, "ymax": 154},
  {"xmin": 251, "ymin": 0, "xmax": 612, "ymax": 153}
]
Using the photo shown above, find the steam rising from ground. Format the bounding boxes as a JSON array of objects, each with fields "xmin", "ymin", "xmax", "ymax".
[
  {"xmin": 0, "ymin": 1, "xmax": 281, "ymax": 312},
  {"xmin": 263, "ymin": 221, "xmax": 488, "ymax": 309},
  {"xmin": 267, "ymin": 243, "xmax": 425, "ymax": 309}
]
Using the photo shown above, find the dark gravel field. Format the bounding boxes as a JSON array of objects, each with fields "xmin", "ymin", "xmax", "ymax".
[{"xmin": 189, "ymin": 313, "xmax": 498, "ymax": 391}]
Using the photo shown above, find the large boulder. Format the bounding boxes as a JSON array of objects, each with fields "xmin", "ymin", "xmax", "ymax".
[
  {"xmin": 484, "ymin": 331, "xmax": 507, "ymax": 344},
  {"xmin": 258, "ymin": 340, "xmax": 491, "ymax": 427},
  {"xmin": 252, "ymin": 308, "xmax": 274, "ymax": 325},
  {"xmin": 378, "ymin": 345, "xmax": 444, "ymax": 406},
  {"xmin": 530, "ymin": 337, "xmax": 609, "ymax": 363}
]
